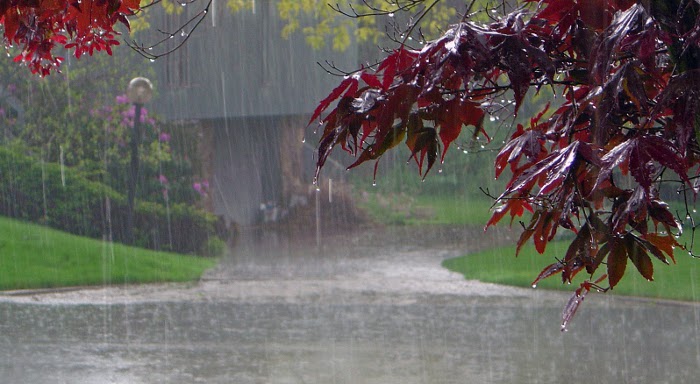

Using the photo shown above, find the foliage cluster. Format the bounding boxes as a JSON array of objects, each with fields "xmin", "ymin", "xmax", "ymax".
[
  {"xmin": 0, "ymin": 43, "xmax": 218, "ymax": 253},
  {"xmin": 0, "ymin": 50, "xmax": 200, "ymax": 205},
  {"xmin": 0, "ymin": 0, "xmax": 141, "ymax": 75},
  {"xmin": 0, "ymin": 144, "xmax": 222, "ymax": 255},
  {"xmin": 312, "ymin": 0, "xmax": 700, "ymax": 328}
]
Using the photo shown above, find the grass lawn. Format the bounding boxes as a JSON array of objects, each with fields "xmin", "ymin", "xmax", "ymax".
[
  {"xmin": 0, "ymin": 216, "xmax": 218, "ymax": 291},
  {"xmin": 357, "ymin": 193, "xmax": 496, "ymax": 227},
  {"xmin": 443, "ymin": 239, "xmax": 700, "ymax": 302}
]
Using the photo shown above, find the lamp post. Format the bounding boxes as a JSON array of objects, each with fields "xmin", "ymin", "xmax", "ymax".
[{"xmin": 125, "ymin": 77, "xmax": 153, "ymax": 245}]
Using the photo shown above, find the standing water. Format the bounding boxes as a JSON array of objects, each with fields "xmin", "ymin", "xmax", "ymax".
[{"xmin": 0, "ymin": 226, "xmax": 699, "ymax": 383}]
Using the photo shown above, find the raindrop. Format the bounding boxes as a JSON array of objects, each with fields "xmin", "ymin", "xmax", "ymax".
[
  {"xmin": 372, "ymin": 181, "xmax": 377, "ymax": 187},
  {"xmin": 59, "ymin": 145, "xmax": 66, "ymax": 187},
  {"xmin": 694, "ymin": 209, "xmax": 697, "ymax": 213},
  {"xmin": 531, "ymin": 284, "xmax": 537, "ymax": 288},
  {"xmin": 388, "ymin": 12, "xmax": 395, "ymax": 17},
  {"xmin": 181, "ymin": 30, "xmax": 188, "ymax": 37},
  {"xmin": 301, "ymin": 137, "xmax": 306, "ymax": 143},
  {"xmin": 438, "ymin": 169, "xmax": 443, "ymax": 173},
  {"xmin": 489, "ymin": 116, "xmax": 497, "ymax": 122},
  {"xmin": 149, "ymin": 59, "xmax": 156, "ymax": 63}
]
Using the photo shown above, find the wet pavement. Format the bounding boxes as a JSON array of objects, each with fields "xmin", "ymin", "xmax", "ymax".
[{"xmin": 0, "ymin": 225, "xmax": 699, "ymax": 383}]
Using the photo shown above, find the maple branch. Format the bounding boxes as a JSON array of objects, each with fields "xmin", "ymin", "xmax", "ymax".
[
  {"xmin": 328, "ymin": 0, "xmax": 427, "ymax": 18},
  {"xmin": 401, "ymin": 0, "xmax": 442, "ymax": 45},
  {"xmin": 127, "ymin": 0, "xmax": 213, "ymax": 61}
]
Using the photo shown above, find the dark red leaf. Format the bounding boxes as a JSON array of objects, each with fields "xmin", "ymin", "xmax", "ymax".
[
  {"xmin": 308, "ymin": 75, "xmax": 359, "ymax": 126},
  {"xmin": 607, "ymin": 238, "xmax": 628, "ymax": 288},
  {"xmin": 485, "ymin": 197, "xmax": 534, "ymax": 229},
  {"xmin": 625, "ymin": 234, "xmax": 654, "ymax": 281},
  {"xmin": 531, "ymin": 261, "xmax": 565, "ymax": 287},
  {"xmin": 360, "ymin": 72, "xmax": 383, "ymax": 89},
  {"xmin": 590, "ymin": 4, "xmax": 648, "ymax": 84}
]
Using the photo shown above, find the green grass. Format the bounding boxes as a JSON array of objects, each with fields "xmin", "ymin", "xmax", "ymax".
[
  {"xmin": 443, "ymin": 239, "xmax": 700, "ymax": 302},
  {"xmin": 357, "ymin": 193, "xmax": 496, "ymax": 226},
  {"xmin": 0, "ymin": 216, "xmax": 218, "ymax": 291}
]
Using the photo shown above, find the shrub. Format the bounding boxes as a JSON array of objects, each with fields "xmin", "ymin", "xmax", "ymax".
[{"xmin": 0, "ymin": 146, "xmax": 223, "ymax": 254}]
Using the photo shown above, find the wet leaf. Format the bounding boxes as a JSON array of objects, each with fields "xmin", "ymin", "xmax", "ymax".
[
  {"xmin": 308, "ymin": 75, "xmax": 359, "ymax": 126},
  {"xmin": 625, "ymin": 233, "xmax": 654, "ymax": 281},
  {"xmin": 561, "ymin": 283, "xmax": 590, "ymax": 332},
  {"xmin": 607, "ymin": 238, "xmax": 628, "ymax": 288},
  {"xmin": 531, "ymin": 261, "xmax": 565, "ymax": 287},
  {"xmin": 643, "ymin": 233, "xmax": 679, "ymax": 264}
]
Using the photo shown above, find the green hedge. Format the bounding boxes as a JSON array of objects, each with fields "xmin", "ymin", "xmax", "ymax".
[{"xmin": 0, "ymin": 147, "xmax": 223, "ymax": 255}]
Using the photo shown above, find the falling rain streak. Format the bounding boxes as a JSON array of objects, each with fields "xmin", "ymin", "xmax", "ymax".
[{"xmin": 0, "ymin": 2, "xmax": 697, "ymax": 384}]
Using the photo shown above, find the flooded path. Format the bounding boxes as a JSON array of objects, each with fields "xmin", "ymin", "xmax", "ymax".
[{"xmin": 1, "ymin": 226, "xmax": 699, "ymax": 383}]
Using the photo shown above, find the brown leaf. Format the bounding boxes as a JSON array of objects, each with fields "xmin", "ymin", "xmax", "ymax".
[
  {"xmin": 607, "ymin": 238, "xmax": 628, "ymax": 288},
  {"xmin": 625, "ymin": 234, "xmax": 654, "ymax": 281}
]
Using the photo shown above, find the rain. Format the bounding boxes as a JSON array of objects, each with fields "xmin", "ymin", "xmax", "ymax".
[{"xmin": 0, "ymin": 1, "xmax": 699, "ymax": 383}]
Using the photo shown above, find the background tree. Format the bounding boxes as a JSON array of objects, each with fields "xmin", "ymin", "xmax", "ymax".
[{"xmin": 312, "ymin": 0, "xmax": 700, "ymax": 329}]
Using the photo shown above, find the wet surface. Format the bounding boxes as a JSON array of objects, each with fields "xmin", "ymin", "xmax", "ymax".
[{"xmin": 1, "ymin": 226, "xmax": 699, "ymax": 383}]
